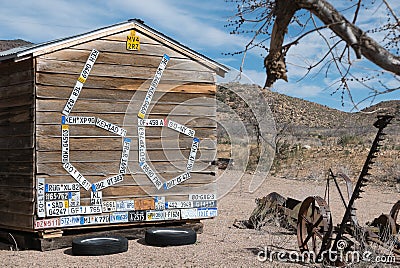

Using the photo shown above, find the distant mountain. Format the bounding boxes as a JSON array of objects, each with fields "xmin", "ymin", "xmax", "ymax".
[{"xmin": 0, "ymin": 39, "xmax": 33, "ymax": 52}]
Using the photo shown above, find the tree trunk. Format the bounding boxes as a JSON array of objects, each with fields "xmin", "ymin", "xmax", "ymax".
[{"xmin": 265, "ymin": 0, "xmax": 400, "ymax": 88}]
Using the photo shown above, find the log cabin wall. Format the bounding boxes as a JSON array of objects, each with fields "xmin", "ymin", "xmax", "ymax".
[{"xmin": 0, "ymin": 58, "xmax": 35, "ymax": 230}]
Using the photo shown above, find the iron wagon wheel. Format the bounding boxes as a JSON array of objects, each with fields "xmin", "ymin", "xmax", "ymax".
[
  {"xmin": 390, "ymin": 200, "xmax": 400, "ymax": 232},
  {"xmin": 297, "ymin": 196, "xmax": 333, "ymax": 260},
  {"xmin": 370, "ymin": 214, "xmax": 397, "ymax": 243}
]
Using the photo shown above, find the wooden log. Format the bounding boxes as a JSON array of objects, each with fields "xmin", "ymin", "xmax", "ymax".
[
  {"xmin": 36, "ymin": 85, "xmax": 216, "ymax": 103},
  {"xmin": 36, "ymin": 64, "xmax": 215, "ymax": 84},
  {"xmin": 36, "ymin": 72, "xmax": 216, "ymax": 93},
  {"xmin": 38, "ymin": 50, "xmax": 211, "ymax": 72}
]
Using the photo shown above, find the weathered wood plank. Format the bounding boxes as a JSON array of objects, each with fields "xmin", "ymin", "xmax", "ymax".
[
  {"xmin": 0, "ymin": 83, "xmax": 33, "ymax": 99},
  {"xmin": 0, "ymin": 199, "xmax": 35, "ymax": 215},
  {"xmin": 0, "ymin": 187, "xmax": 34, "ymax": 201},
  {"xmin": 36, "ymin": 99, "xmax": 216, "ymax": 115},
  {"xmin": 0, "ymin": 174, "xmax": 33, "ymax": 187},
  {"xmin": 71, "ymin": 39, "xmax": 187, "ymax": 59},
  {"xmin": 0, "ymin": 59, "xmax": 32, "ymax": 75},
  {"xmin": 0, "ymin": 106, "xmax": 33, "ymax": 125},
  {"xmin": 36, "ymin": 72, "xmax": 216, "ymax": 93},
  {"xmin": 0, "ymin": 70, "xmax": 33, "ymax": 87},
  {"xmin": 38, "ymin": 50, "xmax": 211, "ymax": 72},
  {"xmin": 37, "ymin": 160, "xmax": 214, "ymax": 175},
  {"xmin": 0, "ymin": 93, "xmax": 33, "ymax": 109},
  {"xmin": 36, "ymin": 124, "xmax": 216, "ymax": 138},
  {"xmin": 36, "ymin": 111, "xmax": 216, "ymax": 126},
  {"xmin": 0, "ymin": 122, "xmax": 33, "ymax": 137},
  {"xmin": 0, "ymin": 213, "xmax": 33, "ymax": 231},
  {"xmin": 36, "ymin": 85, "xmax": 215, "ymax": 103},
  {"xmin": 0, "ymin": 148, "xmax": 33, "ymax": 162},
  {"xmin": 0, "ymin": 136, "xmax": 33, "ymax": 149},
  {"xmin": 36, "ymin": 136, "xmax": 216, "ymax": 151},
  {"xmin": 36, "ymin": 60, "xmax": 215, "ymax": 83}
]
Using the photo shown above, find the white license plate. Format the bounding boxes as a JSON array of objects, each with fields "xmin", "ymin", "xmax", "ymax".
[
  {"xmin": 146, "ymin": 210, "xmax": 165, "ymax": 221},
  {"xmin": 36, "ymin": 178, "xmax": 46, "ymax": 218},
  {"xmin": 154, "ymin": 196, "xmax": 165, "ymax": 210},
  {"xmin": 79, "ymin": 206, "xmax": 102, "ymax": 215},
  {"xmin": 80, "ymin": 215, "xmax": 110, "ymax": 225},
  {"xmin": 138, "ymin": 127, "xmax": 146, "ymax": 162},
  {"xmin": 61, "ymin": 116, "xmax": 96, "ymax": 125},
  {"xmin": 46, "ymin": 208, "xmax": 69, "ymax": 217},
  {"xmin": 91, "ymin": 191, "xmax": 102, "ymax": 206},
  {"xmin": 164, "ymin": 172, "xmax": 191, "ymax": 190},
  {"xmin": 119, "ymin": 138, "xmax": 131, "ymax": 174},
  {"xmin": 93, "ymin": 174, "xmax": 124, "ymax": 191},
  {"xmin": 128, "ymin": 211, "xmax": 146, "ymax": 222},
  {"xmin": 167, "ymin": 119, "xmax": 195, "ymax": 137},
  {"xmin": 110, "ymin": 212, "xmax": 129, "ymax": 223},
  {"xmin": 163, "ymin": 209, "xmax": 181, "ymax": 220},
  {"xmin": 68, "ymin": 192, "xmax": 80, "ymax": 207},
  {"xmin": 138, "ymin": 118, "xmax": 165, "ymax": 127},
  {"xmin": 60, "ymin": 216, "xmax": 81, "ymax": 227},
  {"xmin": 63, "ymin": 163, "xmax": 91, "ymax": 191},
  {"xmin": 102, "ymin": 201, "xmax": 117, "ymax": 212},
  {"xmin": 187, "ymin": 138, "xmax": 200, "ymax": 171},
  {"xmin": 95, "ymin": 118, "xmax": 127, "ymax": 137},
  {"xmin": 45, "ymin": 192, "xmax": 69, "ymax": 201},
  {"xmin": 140, "ymin": 162, "xmax": 162, "ymax": 189},
  {"xmin": 166, "ymin": 201, "xmax": 193, "ymax": 209},
  {"xmin": 45, "ymin": 183, "xmax": 80, "ymax": 192},
  {"xmin": 61, "ymin": 125, "xmax": 69, "ymax": 163},
  {"xmin": 34, "ymin": 218, "xmax": 60, "ymax": 229},
  {"xmin": 189, "ymin": 193, "xmax": 217, "ymax": 201},
  {"xmin": 181, "ymin": 208, "xmax": 218, "ymax": 219},
  {"xmin": 69, "ymin": 206, "xmax": 80, "ymax": 215},
  {"xmin": 116, "ymin": 200, "xmax": 135, "ymax": 211}
]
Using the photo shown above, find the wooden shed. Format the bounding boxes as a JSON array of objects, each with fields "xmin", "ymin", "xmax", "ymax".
[{"xmin": 0, "ymin": 20, "xmax": 228, "ymax": 243}]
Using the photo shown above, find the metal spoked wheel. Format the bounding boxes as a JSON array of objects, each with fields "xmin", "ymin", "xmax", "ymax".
[
  {"xmin": 390, "ymin": 200, "xmax": 400, "ymax": 232},
  {"xmin": 297, "ymin": 196, "xmax": 333, "ymax": 260}
]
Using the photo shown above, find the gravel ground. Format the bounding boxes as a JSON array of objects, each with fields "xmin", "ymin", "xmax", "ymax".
[{"xmin": 1, "ymin": 172, "xmax": 399, "ymax": 268}]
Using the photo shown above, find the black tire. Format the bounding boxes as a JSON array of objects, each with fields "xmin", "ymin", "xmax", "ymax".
[
  {"xmin": 145, "ymin": 228, "xmax": 196, "ymax": 246},
  {"xmin": 72, "ymin": 235, "xmax": 128, "ymax": 256}
]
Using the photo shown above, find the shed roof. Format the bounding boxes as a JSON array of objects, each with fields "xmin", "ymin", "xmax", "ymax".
[{"xmin": 0, "ymin": 19, "xmax": 229, "ymax": 77}]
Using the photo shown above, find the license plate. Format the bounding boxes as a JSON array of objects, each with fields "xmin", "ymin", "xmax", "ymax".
[
  {"xmin": 79, "ymin": 206, "xmax": 102, "ymax": 215},
  {"xmin": 61, "ymin": 125, "xmax": 69, "ymax": 163},
  {"xmin": 46, "ymin": 208, "xmax": 69, "ymax": 217},
  {"xmin": 95, "ymin": 118, "xmax": 127, "ymax": 137},
  {"xmin": 128, "ymin": 210, "xmax": 146, "ymax": 222},
  {"xmin": 93, "ymin": 174, "xmax": 124, "ymax": 191},
  {"xmin": 102, "ymin": 201, "xmax": 117, "ymax": 212},
  {"xmin": 193, "ymin": 200, "xmax": 217, "ymax": 208},
  {"xmin": 45, "ymin": 192, "xmax": 69, "ymax": 201},
  {"xmin": 140, "ymin": 162, "xmax": 162, "ymax": 189},
  {"xmin": 146, "ymin": 210, "xmax": 165, "ymax": 221},
  {"xmin": 80, "ymin": 215, "xmax": 110, "ymax": 225},
  {"xmin": 154, "ymin": 196, "xmax": 165, "ymax": 210},
  {"xmin": 45, "ymin": 183, "xmax": 80, "ymax": 192},
  {"xmin": 69, "ymin": 206, "xmax": 80, "ymax": 215},
  {"xmin": 116, "ymin": 200, "xmax": 135, "ymax": 211},
  {"xmin": 163, "ymin": 209, "xmax": 181, "ymax": 220},
  {"xmin": 138, "ymin": 119, "xmax": 166, "ymax": 127},
  {"xmin": 34, "ymin": 218, "xmax": 60, "ymax": 229},
  {"xmin": 134, "ymin": 198, "xmax": 155, "ymax": 210},
  {"xmin": 63, "ymin": 162, "xmax": 91, "ymax": 191},
  {"xmin": 164, "ymin": 172, "xmax": 191, "ymax": 190},
  {"xmin": 119, "ymin": 138, "xmax": 131, "ymax": 174},
  {"xmin": 138, "ymin": 127, "xmax": 146, "ymax": 162},
  {"xmin": 68, "ymin": 192, "xmax": 80, "ymax": 207},
  {"xmin": 61, "ymin": 116, "xmax": 96, "ymax": 125},
  {"xmin": 91, "ymin": 191, "xmax": 102, "ymax": 206},
  {"xmin": 110, "ymin": 212, "xmax": 129, "ymax": 223},
  {"xmin": 189, "ymin": 193, "xmax": 217, "ymax": 201},
  {"xmin": 166, "ymin": 201, "xmax": 193, "ymax": 209},
  {"xmin": 137, "ymin": 54, "xmax": 169, "ymax": 118},
  {"xmin": 187, "ymin": 138, "xmax": 200, "ymax": 171},
  {"xmin": 60, "ymin": 216, "xmax": 81, "ymax": 227},
  {"xmin": 167, "ymin": 119, "xmax": 195, "ymax": 137},
  {"xmin": 181, "ymin": 208, "xmax": 218, "ymax": 219},
  {"xmin": 36, "ymin": 178, "xmax": 46, "ymax": 218}
]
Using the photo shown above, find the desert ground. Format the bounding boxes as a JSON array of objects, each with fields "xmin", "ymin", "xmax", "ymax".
[{"xmin": 1, "ymin": 170, "xmax": 399, "ymax": 268}]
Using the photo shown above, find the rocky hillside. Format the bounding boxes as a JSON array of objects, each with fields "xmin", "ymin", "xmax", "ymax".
[
  {"xmin": 0, "ymin": 39, "xmax": 33, "ymax": 52},
  {"xmin": 217, "ymin": 83, "xmax": 399, "ymax": 187}
]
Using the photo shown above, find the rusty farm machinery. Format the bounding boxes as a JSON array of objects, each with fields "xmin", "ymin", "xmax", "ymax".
[{"xmin": 235, "ymin": 115, "xmax": 399, "ymax": 263}]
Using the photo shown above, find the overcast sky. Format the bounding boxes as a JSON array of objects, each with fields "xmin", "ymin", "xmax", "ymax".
[{"xmin": 0, "ymin": 0, "xmax": 398, "ymax": 111}]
